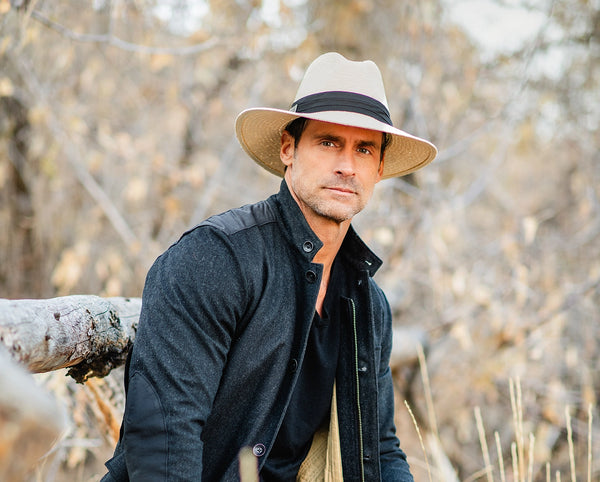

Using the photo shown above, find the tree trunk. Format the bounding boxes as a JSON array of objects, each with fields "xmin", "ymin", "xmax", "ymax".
[{"xmin": 0, "ymin": 295, "xmax": 141, "ymax": 382}]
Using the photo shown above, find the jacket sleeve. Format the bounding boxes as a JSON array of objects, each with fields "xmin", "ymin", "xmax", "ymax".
[
  {"xmin": 120, "ymin": 226, "xmax": 246, "ymax": 480},
  {"xmin": 375, "ymin": 287, "xmax": 415, "ymax": 481}
]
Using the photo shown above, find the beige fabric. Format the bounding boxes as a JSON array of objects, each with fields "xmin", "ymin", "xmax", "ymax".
[{"xmin": 296, "ymin": 383, "xmax": 343, "ymax": 482}]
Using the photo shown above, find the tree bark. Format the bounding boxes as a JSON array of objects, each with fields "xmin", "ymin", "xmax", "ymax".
[{"xmin": 0, "ymin": 295, "xmax": 141, "ymax": 382}]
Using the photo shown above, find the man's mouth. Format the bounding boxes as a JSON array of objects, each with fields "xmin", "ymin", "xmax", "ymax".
[{"xmin": 325, "ymin": 186, "xmax": 356, "ymax": 195}]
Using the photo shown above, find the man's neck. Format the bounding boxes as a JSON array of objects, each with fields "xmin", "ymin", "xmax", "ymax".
[
  {"xmin": 301, "ymin": 207, "xmax": 351, "ymax": 317},
  {"xmin": 310, "ymin": 220, "xmax": 348, "ymax": 267}
]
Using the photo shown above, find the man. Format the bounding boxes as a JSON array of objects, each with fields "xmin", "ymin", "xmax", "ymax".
[{"xmin": 103, "ymin": 52, "xmax": 437, "ymax": 481}]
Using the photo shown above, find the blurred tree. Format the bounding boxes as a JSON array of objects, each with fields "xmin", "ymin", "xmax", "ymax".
[{"xmin": 0, "ymin": 0, "xmax": 598, "ymax": 479}]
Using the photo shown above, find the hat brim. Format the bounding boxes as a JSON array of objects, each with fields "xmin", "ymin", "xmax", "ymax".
[{"xmin": 235, "ymin": 108, "xmax": 437, "ymax": 179}]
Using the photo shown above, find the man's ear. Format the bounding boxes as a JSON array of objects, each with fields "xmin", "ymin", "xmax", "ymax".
[{"xmin": 280, "ymin": 130, "xmax": 295, "ymax": 167}]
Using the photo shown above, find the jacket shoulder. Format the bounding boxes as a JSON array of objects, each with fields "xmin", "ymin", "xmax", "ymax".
[{"xmin": 197, "ymin": 198, "xmax": 277, "ymax": 236}]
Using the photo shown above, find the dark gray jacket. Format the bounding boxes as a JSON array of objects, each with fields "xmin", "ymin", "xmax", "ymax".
[{"xmin": 103, "ymin": 181, "xmax": 413, "ymax": 481}]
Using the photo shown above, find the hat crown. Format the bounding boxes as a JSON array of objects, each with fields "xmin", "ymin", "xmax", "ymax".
[{"xmin": 293, "ymin": 52, "xmax": 389, "ymax": 110}]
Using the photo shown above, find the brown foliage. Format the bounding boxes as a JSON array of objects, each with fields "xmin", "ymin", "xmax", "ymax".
[{"xmin": 0, "ymin": 0, "xmax": 598, "ymax": 479}]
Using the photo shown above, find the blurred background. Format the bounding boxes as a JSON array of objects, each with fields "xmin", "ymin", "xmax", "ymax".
[{"xmin": 0, "ymin": 0, "xmax": 598, "ymax": 480}]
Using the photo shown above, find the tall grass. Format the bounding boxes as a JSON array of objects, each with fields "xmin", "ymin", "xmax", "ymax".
[{"xmin": 407, "ymin": 351, "xmax": 596, "ymax": 481}]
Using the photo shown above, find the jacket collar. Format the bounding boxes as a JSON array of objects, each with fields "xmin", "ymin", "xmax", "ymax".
[
  {"xmin": 272, "ymin": 180, "xmax": 382, "ymax": 277},
  {"xmin": 339, "ymin": 224, "xmax": 383, "ymax": 277}
]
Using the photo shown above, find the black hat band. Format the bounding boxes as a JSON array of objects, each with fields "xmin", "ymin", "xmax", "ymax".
[{"xmin": 291, "ymin": 91, "xmax": 393, "ymax": 126}]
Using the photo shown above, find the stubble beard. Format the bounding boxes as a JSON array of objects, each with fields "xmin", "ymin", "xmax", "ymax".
[{"xmin": 294, "ymin": 179, "xmax": 367, "ymax": 224}]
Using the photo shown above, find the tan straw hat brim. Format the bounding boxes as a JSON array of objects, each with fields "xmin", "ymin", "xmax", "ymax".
[{"xmin": 235, "ymin": 107, "xmax": 437, "ymax": 179}]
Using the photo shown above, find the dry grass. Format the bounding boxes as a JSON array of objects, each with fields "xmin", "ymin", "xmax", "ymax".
[{"xmin": 405, "ymin": 352, "xmax": 597, "ymax": 482}]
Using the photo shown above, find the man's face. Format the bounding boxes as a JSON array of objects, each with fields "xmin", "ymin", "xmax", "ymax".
[{"xmin": 281, "ymin": 119, "xmax": 384, "ymax": 226}]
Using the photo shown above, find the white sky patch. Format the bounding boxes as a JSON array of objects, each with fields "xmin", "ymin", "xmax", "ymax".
[
  {"xmin": 150, "ymin": 0, "xmax": 308, "ymax": 48},
  {"xmin": 153, "ymin": 0, "xmax": 210, "ymax": 35},
  {"xmin": 444, "ymin": 0, "xmax": 549, "ymax": 59},
  {"xmin": 443, "ymin": 0, "xmax": 578, "ymax": 81},
  {"xmin": 245, "ymin": 0, "xmax": 308, "ymax": 54},
  {"xmin": 529, "ymin": 43, "xmax": 569, "ymax": 81},
  {"xmin": 260, "ymin": 0, "xmax": 282, "ymax": 28},
  {"xmin": 535, "ymin": 98, "xmax": 561, "ymax": 139}
]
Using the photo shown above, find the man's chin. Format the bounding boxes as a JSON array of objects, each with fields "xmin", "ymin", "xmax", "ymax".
[{"xmin": 315, "ymin": 204, "xmax": 360, "ymax": 224}]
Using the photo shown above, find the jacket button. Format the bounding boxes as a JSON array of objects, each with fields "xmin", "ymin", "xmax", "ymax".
[
  {"xmin": 302, "ymin": 241, "xmax": 314, "ymax": 252},
  {"xmin": 305, "ymin": 270, "xmax": 317, "ymax": 283},
  {"xmin": 289, "ymin": 358, "xmax": 298, "ymax": 373},
  {"xmin": 252, "ymin": 443, "xmax": 266, "ymax": 457}
]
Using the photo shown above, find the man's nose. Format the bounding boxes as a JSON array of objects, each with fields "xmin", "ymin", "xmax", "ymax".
[{"xmin": 335, "ymin": 148, "xmax": 356, "ymax": 176}]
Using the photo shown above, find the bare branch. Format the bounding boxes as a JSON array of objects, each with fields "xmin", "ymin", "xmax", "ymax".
[
  {"xmin": 30, "ymin": 9, "xmax": 220, "ymax": 56},
  {"xmin": 9, "ymin": 53, "xmax": 139, "ymax": 249}
]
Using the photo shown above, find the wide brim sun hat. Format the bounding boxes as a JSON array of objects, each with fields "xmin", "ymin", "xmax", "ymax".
[{"xmin": 235, "ymin": 52, "xmax": 437, "ymax": 179}]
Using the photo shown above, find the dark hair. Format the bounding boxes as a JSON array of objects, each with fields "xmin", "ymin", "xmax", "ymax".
[
  {"xmin": 283, "ymin": 117, "xmax": 390, "ymax": 163},
  {"xmin": 284, "ymin": 117, "xmax": 309, "ymax": 149},
  {"xmin": 381, "ymin": 133, "xmax": 391, "ymax": 160}
]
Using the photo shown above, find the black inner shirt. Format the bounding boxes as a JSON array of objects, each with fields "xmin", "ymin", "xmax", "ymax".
[{"xmin": 260, "ymin": 260, "xmax": 343, "ymax": 482}]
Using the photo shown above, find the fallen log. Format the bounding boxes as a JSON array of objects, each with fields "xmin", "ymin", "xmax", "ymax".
[
  {"xmin": 0, "ymin": 295, "xmax": 141, "ymax": 382},
  {"xmin": 0, "ymin": 294, "xmax": 425, "ymax": 384}
]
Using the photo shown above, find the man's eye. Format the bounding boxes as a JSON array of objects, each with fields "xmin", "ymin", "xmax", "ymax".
[
  {"xmin": 322, "ymin": 140, "xmax": 335, "ymax": 147},
  {"xmin": 358, "ymin": 147, "xmax": 372, "ymax": 155}
]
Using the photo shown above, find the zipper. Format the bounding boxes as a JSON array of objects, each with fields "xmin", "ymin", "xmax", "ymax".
[{"xmin": 349, "ymin": 298, "xmax": 365, "ymax": 482}]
